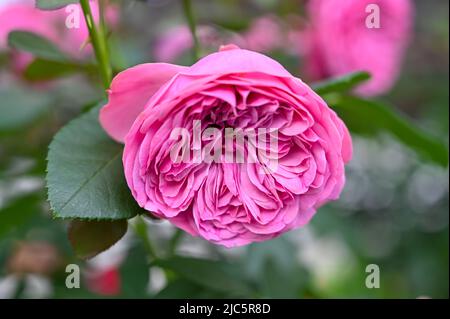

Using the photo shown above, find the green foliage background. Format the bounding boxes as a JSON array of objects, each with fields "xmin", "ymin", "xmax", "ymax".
[{"xmin": 0, "ymin": 0, "xmax": 448, "ymax": 298}]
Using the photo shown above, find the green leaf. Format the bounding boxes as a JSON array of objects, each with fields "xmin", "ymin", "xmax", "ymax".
[
  {"xmin": 68, "ymin": 219, "xmax": 127, "ymax": 259},
  {"xmin": 36, "ymin": 0, "xmax": 79, "ymax": 10},
  {"xmin": 154, "ymin": 279, "xmax": 204, "ymax": 299},
  {"xmin": 0, "ymin": 52, "xmax": 8, "ymax": 68},
  {"xmin": 154, "ymin": 256, "xmax": 253, "ymax": 295},
  {"xmin": 8, "ymin": 31, "xmax": 67, "ymax": 62},
  {"xmin": 24, "ymin": 59, "xmax": 79, "ymax": 81},
  {"xmin": 24, "ymin": 59, "xmax": 96, "ymax": 81},
  {"xmin": 119, "ymin": 242, "xmax": 150, "ymax": 298},
  {"xmin": 327, "ymin": 94, "xmax": 449, "ymax": 167},
  {"xmin": 154, "ymin": 279, "xmax": 227, "ymax": 298},
  {"xmin": 245, "ymin": 237, "xmax": 310, "ymax": 298},
  {"xmin": 46, "ymin": 105, "xmax": 143, "ymax": 219},
  {"xmin": 311, "ymin": 71, "xmax": 371, "ymax": 95},
  {"xmin": 0, "ymin": 87, "xmax": 51, "ymax": 131},
  {"xmin": 0, "ymin": 194, "xmax": 42, "ymax": 239}
]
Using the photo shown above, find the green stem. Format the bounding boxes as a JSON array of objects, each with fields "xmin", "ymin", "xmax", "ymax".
[
  {"xmin": 132, "ymin": 216, "xmax": 158, "ymax": 261},
  {"xmin": 80, "ymin": 0, "xmax": 112, "ymax": 89},
  {"xmin": 98, "ymin": 0, "xmax": 108, "ymax": 36},
  {"xmin": 182, "ymin": 0, "xmax": 200, "ymax": 61},
  {"xmin": 98, "ymin": 0, "xmax": 111, "ymax": 72},
  {"xmin": 168, "ymin": 229, "xmax": 183, "ymax": 256}
]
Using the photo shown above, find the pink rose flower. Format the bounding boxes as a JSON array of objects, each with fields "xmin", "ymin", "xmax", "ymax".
[
  {"xmin": 0, "ymin": 0, "xmax": 118, "ymax": 72},
  {"xmin": 304, "ymin": 0, "xmax": 413, "ymax": 96},
  {"xmin": 100, "ymin": 45, "xmax": 352, "ymax": 247}
]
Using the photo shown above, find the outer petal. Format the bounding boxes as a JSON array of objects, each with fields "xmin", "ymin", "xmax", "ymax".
[
  {"xmin": 99, "ymin": 63, "xmax": 187, "ymax": 142},
  {"xmin": 183, "ymin": 46, "xmax": 292, "ymax": 78}
]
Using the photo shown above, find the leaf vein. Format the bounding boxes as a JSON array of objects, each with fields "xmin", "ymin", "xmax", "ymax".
[{"xmin": 58, "ymin": 150, "xmax": 121, "ymax": 212}]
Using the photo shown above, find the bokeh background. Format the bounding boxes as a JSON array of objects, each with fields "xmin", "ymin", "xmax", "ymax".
[{"xmin": 0, "ymin": 0, "xmax": 448, "ymax": 298}]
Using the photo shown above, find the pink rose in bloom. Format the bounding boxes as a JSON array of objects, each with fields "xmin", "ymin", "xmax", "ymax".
[
  {"xmin": 0, "ymin": 0, "xmax": 118, "ymax": 72},
  {"xmin": 100, "ymin": 45, "xmax": 352, "ymax": 247},
  {"xmin": 304, "ymin": 0, "xmax": 413, "ymax": 96}
]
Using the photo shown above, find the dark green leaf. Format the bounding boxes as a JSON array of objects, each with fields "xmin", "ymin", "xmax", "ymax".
[
  {"xmin": 24, "ymin": 59, "xmax": 79, "ymax": 81},
  {"xmin": 36, "ymin": 0, "xmax": 79, "ymax": 10},
  {"xmin": 0, "ymin": 52, "xmax": 8, "ymax": 68},
  {"xmin": 311, "ymin": 71, "xmax": 371, "ymax": 95},
  {"xmin": 24, "ymin": 59, "xmax": 96, "ymax": 82},
  {"xmin": 8, "ymin": 31, "xmax": 67, "ymax": 61},
  {"xmin": 154, "ymin": 256, "xmax": 253, "ymax": 295},
  {"xmin": 154, "ymin": 279, "xmax": 204, "ymax": 299},
  {"xmin": 245, "ymin": 237, "xmax": 310, "ymax": 298},
  {"xmin": 68, "ymin": 219, "xmax": 127, "ymax": 259},
  {"xmin": 46, "ymin": 105, "xmax": 143, "ymax": 219},
  {"xmin": 0, "ymin": 87, "xmax": 51, "ymax": 131},
  {"xmin": 154, "ymin": 279, "xmax": 227, "ymax": 298},
  {"xmin": 119, "ymin": 242, "xmax": 150, "ymax": 298},
  {"xmin": 0, "ymin": 194, "xmax": 42, "ymax": 239},
  {"xmin": 326, "ymin": 94, "xmax": 449, "ymax": 167}
]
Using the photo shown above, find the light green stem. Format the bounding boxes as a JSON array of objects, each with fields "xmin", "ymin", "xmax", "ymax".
[
  {"xmin": 133, "ymin": 216, "xmax": 158, "ymax": 261},
  {"xmin": 98, "ymin": 0, "xmax": 108, "ymax": 36},
  {"xmin": 168, "ymin": 229, "xmax": 183, "ymax": 256},
  {"xmin": 80, "ymin": 0, "xmax": 112, "ymax": 89},
  {"xmin": 182, "ymin": 0, "xmax": 200, "ymax": 61}
]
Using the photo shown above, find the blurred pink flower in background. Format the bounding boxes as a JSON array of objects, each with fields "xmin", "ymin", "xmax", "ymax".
[
  {"xmin": 153, "ymin": 25, "xmax": 219, "ymax": 62},
  {"xmin": 303, "ymin": 0, "xmax": 413, "ymax": 96},
  {"xmin": 0, "ymin": 0, "xmax": 58, "ymax": 72},
  {"xmin": 286, "ymin": 15, "xmax": 310, "ymax": 56},
  {"xmin": 86, "ymin": 267, "xmax": 121, "ymax": 296},
  {"xmin": 0, "ymin": 1, "xmax": 56, "ymax": 48},
  {"xmin": 238, "ymin": 15, "xmax": 283, "ymax": 52},
  {"xmin": 154, "ymin": 15, "xmax": 288, "ymax": 63},
  {"xmin": 0, "ymin": 0, "xmax": 118, "ymax": 72}
]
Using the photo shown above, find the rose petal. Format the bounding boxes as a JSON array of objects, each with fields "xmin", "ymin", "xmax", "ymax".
[{"xmin": 100, "ymin": 63, "xmax": 187, "ymax": 142}]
